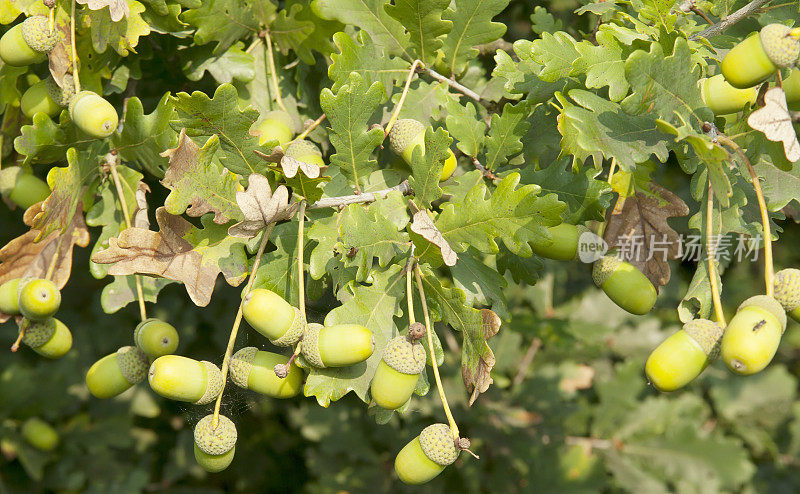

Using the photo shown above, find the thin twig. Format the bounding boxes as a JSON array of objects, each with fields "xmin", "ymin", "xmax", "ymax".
[
  {"xmin": 296, "ymin": 114, "xmax": 326, "ymax": 141},
  {"xmin": 264, "ymin": 30, "xmax": 287, "ymax": 113},
  {"xmin": 297, "ymin": 201, "xmax": 306, "ymax": 317},
  {"xmin": 425, "ymin": 67, "xmax": 485, "ymax": 105},
  {"xmin": 44, "ymin": 235, "xmax": 64, "ymax": 282},
  {"xmin": 385, "ymin": 60, "xmax": 423, "ymax": 138},
  {"xmin": 690, "ymin": 0, "xmax": 771, "ymax": 40},
  {"xmin": 406, "ymin": 253, "xmax": 415, "ymax": 325},
  {"xmin": 71, "ymin": 0, "xmax": 81, "ymax": 92},
  {"xmin": 212, "ymin": 222, "xmax": 275, "ymax": 427},
  {"xmin": 11, "ymin": 319, "xmax": 28, "ymax": 352},
  {"xmin": 414, "ymin": 263, "xmax": 459, "ymax": 439},
  {"xmin": 108, "ymin": 155, "xmax": 147, "ymax": 321},
  {"xmin": 706, "ymin": 180, "xmax": 727, "ymax": 327},
  {"xmin": 512, "ymin": 337, "xmax": 542, "ymax": 387},
  {"xmin": 471, "ymin": 157, "xmax": 498, "ymax": 180},
  {"xmin": 690, "ymin": 6, "xmax": 715, "ymax": 25},
  {"xmin": 307, "ymin": 181, "xmax": 411, "ymax": 210}
]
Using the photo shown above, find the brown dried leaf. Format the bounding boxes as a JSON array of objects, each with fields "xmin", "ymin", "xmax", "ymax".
[
  {"xmin": 254, "ymin": 147, "xmax": 285, "ymax": 163},
  {"xmin": 47, "ymin": 21, "xmax": 72, "ymax": 85},
  {"xmin": 465, "ymin": 308, "xmax": 501, "ymax": 406},
  {"xmin": 410, "ymin": 210, "xmax": 457, "ymax": 266},
  {"xmin": 0, "ymin": 203, "xmax": 90, "ymax": 321},
  {"xmin": 92, "ymin": 207, "xmax": 248, "ymax": 306},
  {"xmin": 603, "ymin": 182, "xmax": 689, "ymax": 287},
  {"xmin": 559, "ymin": 364, "xmax": 595, "ymax": 393},
  {"xmin": 228, "ymin": 174, "xmax": 292, "ymax": 238},
  {"xmin": 279, "ymin": 155, "xmax": 321, "ymax": 179},
  {"xmin": 132, "ymin": 181, "xmax": 150, "ymax": 229},
  {"xmin": 76, "ymin": 0, "xmax": 130, "ymax": 21},
  {"xmin": 748, "ymin": 87, "xmax": 800, "ymax": 163}
]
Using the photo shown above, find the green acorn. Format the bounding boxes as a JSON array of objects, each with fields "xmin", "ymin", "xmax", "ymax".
[
  {"xmin": 21, "ymin": 418, "xmax": 59, "ymax": 451},
  {"xmin": 242, "ymin": 288, "xmax": 305, "ymax": 346},
  {"xmin": 20, "ymin": 16, "xmax": 59, "ymax": 54},
  {"xmin": 0, "ymin": 17, "xmax": 52, "ymax": 66},
  {"xmin": 721, "ymin": 24, "xmax": 800, "ymax": 89},
  {"xmin": 229, "ymin": 347, "xmax": 304, "ymax": 398},
  {"xmin": 0, "ymin": 278, "xmax": 21, "ymax": 315},
  {"xmin": 0, "ymin": 167, "xmax": 51, "ymax": 210},
  {"xmin": 148, "ymin": 355, "xmax": 223, "ymax": 404},
  {"xmin": 134, "ymin": 318, "xmax": 179, "ymax": 359},
  {"xmin": 720, "ymin": 295, "xmax": 787, "ymax": 375},
  {"xmin": 395, "ymin": 424, "xmax": 461, "ymax": 484},
  {"xmin": 645, "ymin": 318, "xmax": 723, "ymax": 392},
  {"xmin": 85, "ymin": 346, "xmax": 149, "ymax": 399},
  {"xmin": 388, "ymin": 119, "xmax": 457, "ymax": 182},
  {"xmin": 531, "ymin": 223, "xmax": 588, "ymax": 261},
  {"xmin": 21, "ymin": 318, "xmax": 72, "ymax": 359},
  {"xmin": 69, "ymin": 91, "xmax": 119, "ymax": 139},
  {"xmin": 45, "ymin": 75, "xmax": 76, "ymax": 107},
  {"xmin": 369, "ymin": 323, "xmax": 426, "ymax": 410},
  {"xmin": 785, "ymin": 68, "xmax": 800, "ymax": 110},
  {"xmin": 592, "ymin": 256, "xmax": 657, "ymax": 315},
  {"xmin": 699, "ymin": 74, "xmax": 758, "ymax": 115},
  {"xmin": 301, "ymin": 323, "xmax": 374, "ymax": 368},
  {"xmin": 284, "ymin": 139, "xmax": 325, "ymax": 169},
  {"xmin": 17, "ymin": 278, "xmax": 61, "ymax": 321},
  {"xmin": 21, "ymin": 79, "xmax": 60, "ymax": 118},
  {"xmin": 194, "ymin": 414, "xmax": 237, "ymax": 473},
  {"xmin": 773, "ymin": 268, "xmax": 800, "ymax": 323},
  {"xmin": 256, "ymin": 110, "xmax": 294, "ymax": 146}
]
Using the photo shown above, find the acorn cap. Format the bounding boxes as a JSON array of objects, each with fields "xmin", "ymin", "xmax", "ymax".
[
  {"xmin": 21, "ymin": 318, "xmax": 55, "ymax": 348},
  {"xmin": 773, "ymin": 268, "xmax": 800, "ymax": 312},
  {"xmin": 45, "ymin": 75, "xmax": 75, "ymax": 107},
  {"xmin": 383, "ymin": 335, "xmax": 426, "ymax": 375},
  {"xmin": 229, "ymin": 346, "xmax": 258, "ymax": 388},
  {"xmin": 21, "ymin": 16, "xmax": 59, "ymax": 53},
  {"xmin": 760, "ymin": 24, "xmax": 800, "ymax": 68},
  {"xmin": 300, "ymin": 323, "xmax": 325, "ymax": 368},
  {"xmin": 683, "ymin": 318, "xmax": 724, "ymax": 359},
  {"xmin": 419, "ymin": 424, "xmax": 458, "ymax": 466},
  {"xmin": 0, "ymin": 167, "xmax": 23, "ymax": 195},
  {"xmin": 195, "ymin": 361, "xmax": 223, "ymax": 405},
  {"xmin": 116, "ymin": 346, "xmax": 149, "ymax": 384},
  {"xmin": 194, "ymin": 414, "xmax": 237, "ymax": 456},
  {"xmin": 388, "ymin": 119, "xmax": 425, "ymax": 155},
  {"xmin": 592, "ymin": 255, "xmax": 622, "ymax": 287},
  {"xmin": 271, "ymin": 307, "xmax": 306, "ymax": 347},
  {"xmin": 738, "ymin": 295, "xmax": 787, "ymax": 332},
  {"xmin": 285, "ymin": 139, "xmax": 322, "ymax": 160}
]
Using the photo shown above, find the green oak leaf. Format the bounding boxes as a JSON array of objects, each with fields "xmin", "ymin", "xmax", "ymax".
[
  {"xmin": 112, "ymin": 93, "xmax": 177, "ymax": 178},
  {"xmin": 442, "ymin": 0, "xmax": 510, "ymax": 75},
  {"xmin": 14, "ymin": 113, "xmax": 87, "ymax": 165},
  {"xmin": 319, "ymin": 73, "xmax": 385, "ymax": 192},
  {"xmin": 304, "ymin": 264, "xmax": 406, "ymax": 407},
  {"xmin": 445, "ymin": 98, "xmax": 486, "ymax": 157},
  {"xmin": 385, "ymin": 0, "xmax": 452, "ymax": 65},
  {"xmin": 251, "ymin": 220, "xmax": 309, "ymax": 307},
  {"xmin": 0, "ymin": 63, "xmax": 26, "ymax": 113},
  {"xmin": 572, "ymin": 32, "xmax": 629, "ymax": 102},
  {"xmin": 450, "ymin": 248, "xmax": 509, "ymax": 319},
  {"xmin": 390, "ymin": 79, "xmax": 450, "ymax": 123},
  {"xmin": 170, "ymin": 83, "xmax": 264, "ymax": 176},
  {"xmin": 483, "ymin": 99, "xmax": 532, "ymax": 171},
  {"xmin": 84, "ymin": 0, "xmax": 151, "ymax": 56},
  {"xmin": 339, "ymin": 202, "xmax": 410, "ymax": 281},
  {"xmin": 312, "ymin": 0, "xmax": 411, "ymax": 59},
  {"xmin": 530, "ymin": 5, "xmax": 563, "ymax": 35},
  {"xmin": 408, "ymin": 126, "xmax": 451, "ymax": 208},
  {"xmin": 181, "ymin": 41, "xmax": 255, "ymax": 83},
  {"xmin": 329, "ymin": 31, "xmax": 408, "ymax": 99},
  {"xmin": 529, "ymin": 30, "xmax": 579, "ymax": 83},
  {"xmin": 270, "ymin": 4, "xmax": 316, "ymax": 64},
  {"xmin": 181, "ymin": 0, "xmax": 274, "ymax": 55},
  {"xmin": 101, "ymin": 275, "xmax": 175, "ymax": 314},
  {"xmin": 307, "ymin": 211, "xmax": 343, "ymax": 281}
]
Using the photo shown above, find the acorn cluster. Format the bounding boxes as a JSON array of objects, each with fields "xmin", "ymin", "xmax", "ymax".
[{"xmin": 0, "ymin": 277, "xmax": 71, "ymax": 359}]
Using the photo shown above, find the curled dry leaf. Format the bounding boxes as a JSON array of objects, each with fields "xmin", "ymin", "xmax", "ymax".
[
  {"xmin": 465, "ymin": 308, "xmax": 501, "ymax": 406},
  {"xmin": 603, "ymin": 182, "xmax": 689, "ymax": 287},
  {"xmin": 280, "ymin": 155, "xmax": 321, "ymax": 179},
  {"xmin": 47, "ymin": 21, "xmax": 71, "ymax": 86},
  {"xmin": 0, "ymin": 203, "xmax": 90, "ymax": 322},
  {"xmin": 132, "ymin": 181, "xmax": 150, "ymax": 229},
  {"xmin": 76, "ymin": 0, "xmax": 130, "ymax": 22},
  {"xmin": 748, "ymin": 88, "xmax": 800, "ymax": 163},
  {"xmin": 92, "ymin": 207, "xmax": 247, "ymax": 307},
  {"xmin": 410, "ymin": 209, "xmax": 458, "ymax": 266},
  {"xmin": 228, "ymin": 174, "xmax": 293, "ymax": 238}
]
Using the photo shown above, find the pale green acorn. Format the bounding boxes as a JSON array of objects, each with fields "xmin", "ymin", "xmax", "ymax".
[
  {"xmin": 300, "ymin": 322, "xmax": 374, "ymax": 368},
  {"xmin": 0, "ymin": 16, "xmax": 58, "ymax": 66},
  {"xmin": 388, "ymin": 119, "xmax": 456, "ymax": 181},
  {"xmin": 720, "ymin": 295, "xmax": 787, "ymax": 375},
  {"xmin": 194, "ymin": 414, "xmax": 237, "ymax": 473},
  {"xmin": 134, "ymin": 318, "xmax": 179, "ymax": 359},
  {"xmin": 699, "ymin": 74, "xmax": 758, "ymax": 116},
  {"xmin": 21, "ymin": 318, "xmax": 72, "ymax": 359},
  {"xmin": 21, "ymin": 79, "xmax": 60, "ymax": 118},
  {"xmin": 0, "ymin": 167, "xmax": 51, "ymax": 210},
  {"xmin": 721, "ymin": 24, "xmax": 800, "ymax": 89},
  {"xmin": 18, "ymin": 278, "xmax": 61, "ymax": 321},
  {"xmin": 148, "ymin": 355, "xmax": 223, "ymax": 404},
  {"xmin": 242, "ymin": 288, "xmax": 305, "ymax": 346},
  {"xmin": 531, "ymin": 223, "xmax": 588, "ymax": 261},
  {"xmin": 395, "ymin": 424, "xmax": 461, "ymax": 485},
  {"xmin": 255, "ymin": 110, "xmax": 294, "ymax": 147},
  {"xmin": 86, "ymin": 346, "xmax": 149, "ymax": 399},
  {"xmin": 0, "ymin": 278, "xmax": 21, "ymax": 315},
  {"xmin": 369, "ymin": 323, "xmax": 426, "ymax": 410},
  {"xmin": 69, "ymin": 91, "xmax": 119, "ymax": 139},
  {"xmin": 21, "ymin": 418, "xmax": 59, "ymax": 452},
  {"xmin": 592, "ymin": 256, "xmax": 657, "ymax": 315},
  {"xmin": 773, "ymin": 268, "xmax": 800, "ymax": 323},
  {"xmin": 284, "ymin": 139, "xmax": 326, "ymax": 169},
  {"xmin": 229, "ymin": 347, "xmax": 304, "ymax": 398},
  {"xmin": 645, "ymin": 318, "xmax": 724, "ymax": 392}
]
